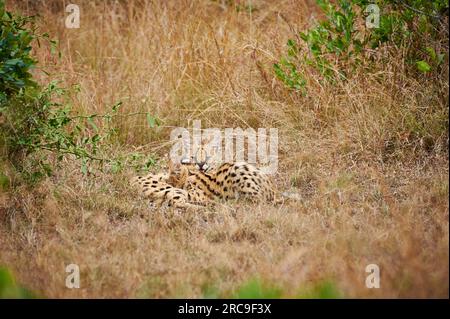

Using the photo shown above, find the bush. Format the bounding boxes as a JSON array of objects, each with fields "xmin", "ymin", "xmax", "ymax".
[
  {"xmin": 274, "ymin": 0, "xmax": 449, "ymax": 91},
  {"xmin": 0, "ymin": 2, "xmax": 39, "ymax": 99},
  {"xmin": 0, "ymin": 0, "xmax": 156, "ymax": 183}
]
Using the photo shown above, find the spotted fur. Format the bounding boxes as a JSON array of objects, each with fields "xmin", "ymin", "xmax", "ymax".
[
  {"xmin": 167, "ymin": 160, "xmax": 278, "ymax": 203},
  {"xmin": 132, "ymin": 141, "xmax": 291, "ymax": 209},
  {"xmin": 131, "ymin": 174, "xmax": 207, "ymax": 210}
]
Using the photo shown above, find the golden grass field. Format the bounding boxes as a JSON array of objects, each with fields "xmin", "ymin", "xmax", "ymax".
[{"xmin": 0, "ymin": 0, "xmax": 448, "ymax": 298}]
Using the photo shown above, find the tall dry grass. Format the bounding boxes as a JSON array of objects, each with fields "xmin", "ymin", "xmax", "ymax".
[{"xmin": 0, "ymin": 0, "xmax": 448, "ymax": 298}]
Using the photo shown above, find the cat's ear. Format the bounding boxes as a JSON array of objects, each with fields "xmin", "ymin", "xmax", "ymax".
[{"xmin": 195, "ymin": 134, "xmax": 213, "ymax": 164}]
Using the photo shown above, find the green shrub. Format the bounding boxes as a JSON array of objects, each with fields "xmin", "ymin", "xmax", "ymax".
[
  {"xmin": 0, "ymin": 1, "xmax": 38, "ymax": 99},
  {"xmin": 0, "ymin": 0, "xmax": 157, "ymax": 183},
  {"xmin": 274, "ymin": 0, "xmax": 449, "ymax": 91}
]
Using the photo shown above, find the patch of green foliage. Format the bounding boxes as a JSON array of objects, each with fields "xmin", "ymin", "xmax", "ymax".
[
  {"xmin": 0, "ymin": 3, "xmax": 38, "ymax": 99},
  {"xmin": 0, "ymin": 0, "xmax": 158, "ymax": 183},
  {"xmin": 274, "ymin": 0, "xmax": 449, "ymax": 92},
  {"xmin": 296, "ymin": 280, "xmax": 342, "ymax": 299},
  {"xmin": 0, "ymin": 266, "xmax": 36, "ymax": 298},
  {"xmin": 221, "ymin": 277, "xmax": 343, "ymax": 299},
  {"xmin": 0, "ymin": 170, "xmax": 9, "ymax": 190},
  {"xmin": 231, "ymin": 278, "xmax": 283, "ymax": 299}
]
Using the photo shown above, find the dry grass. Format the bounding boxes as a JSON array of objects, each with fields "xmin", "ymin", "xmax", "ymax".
[{"xmin": 0, "ymin": 0, "xmax": 448, "ymax": 298}]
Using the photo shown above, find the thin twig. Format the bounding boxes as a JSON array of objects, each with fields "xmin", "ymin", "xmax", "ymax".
[{"xmin": 394, "ymin": 0, "xmax": 444, "ymax": 20}]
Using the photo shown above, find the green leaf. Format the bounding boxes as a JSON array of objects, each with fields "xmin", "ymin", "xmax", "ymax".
[
  {"xmin": 87, "ymin": 116, "xmax": 98, "ymax": 132},
  {"xmin": 416, "ymin": 60, "xmax": 431, "ymax": 72},
  {"xmin": 437, "ymin": 54, "xmax": 445, "ymax": 66},
  {"xmin": 81, "ymin": 159, "xmax": 88, "ymax": 175},
  {"xmin": 111, "ymin": 161, "xmax": 122, "ymax": 173},
  {"xmin": 112, "ymin": 101, "xmax": 122, "ymax": 112},
  {"xmin": 91, "ymin": 134, "xmax": 101, "ymax": 143},
  {"xmin": 425, "ymin": 47, "xmax": 437, "ymax": 61},
  {"xmin": 146, "ymin": 113, "xmax": 156, "ymax": 128}
]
